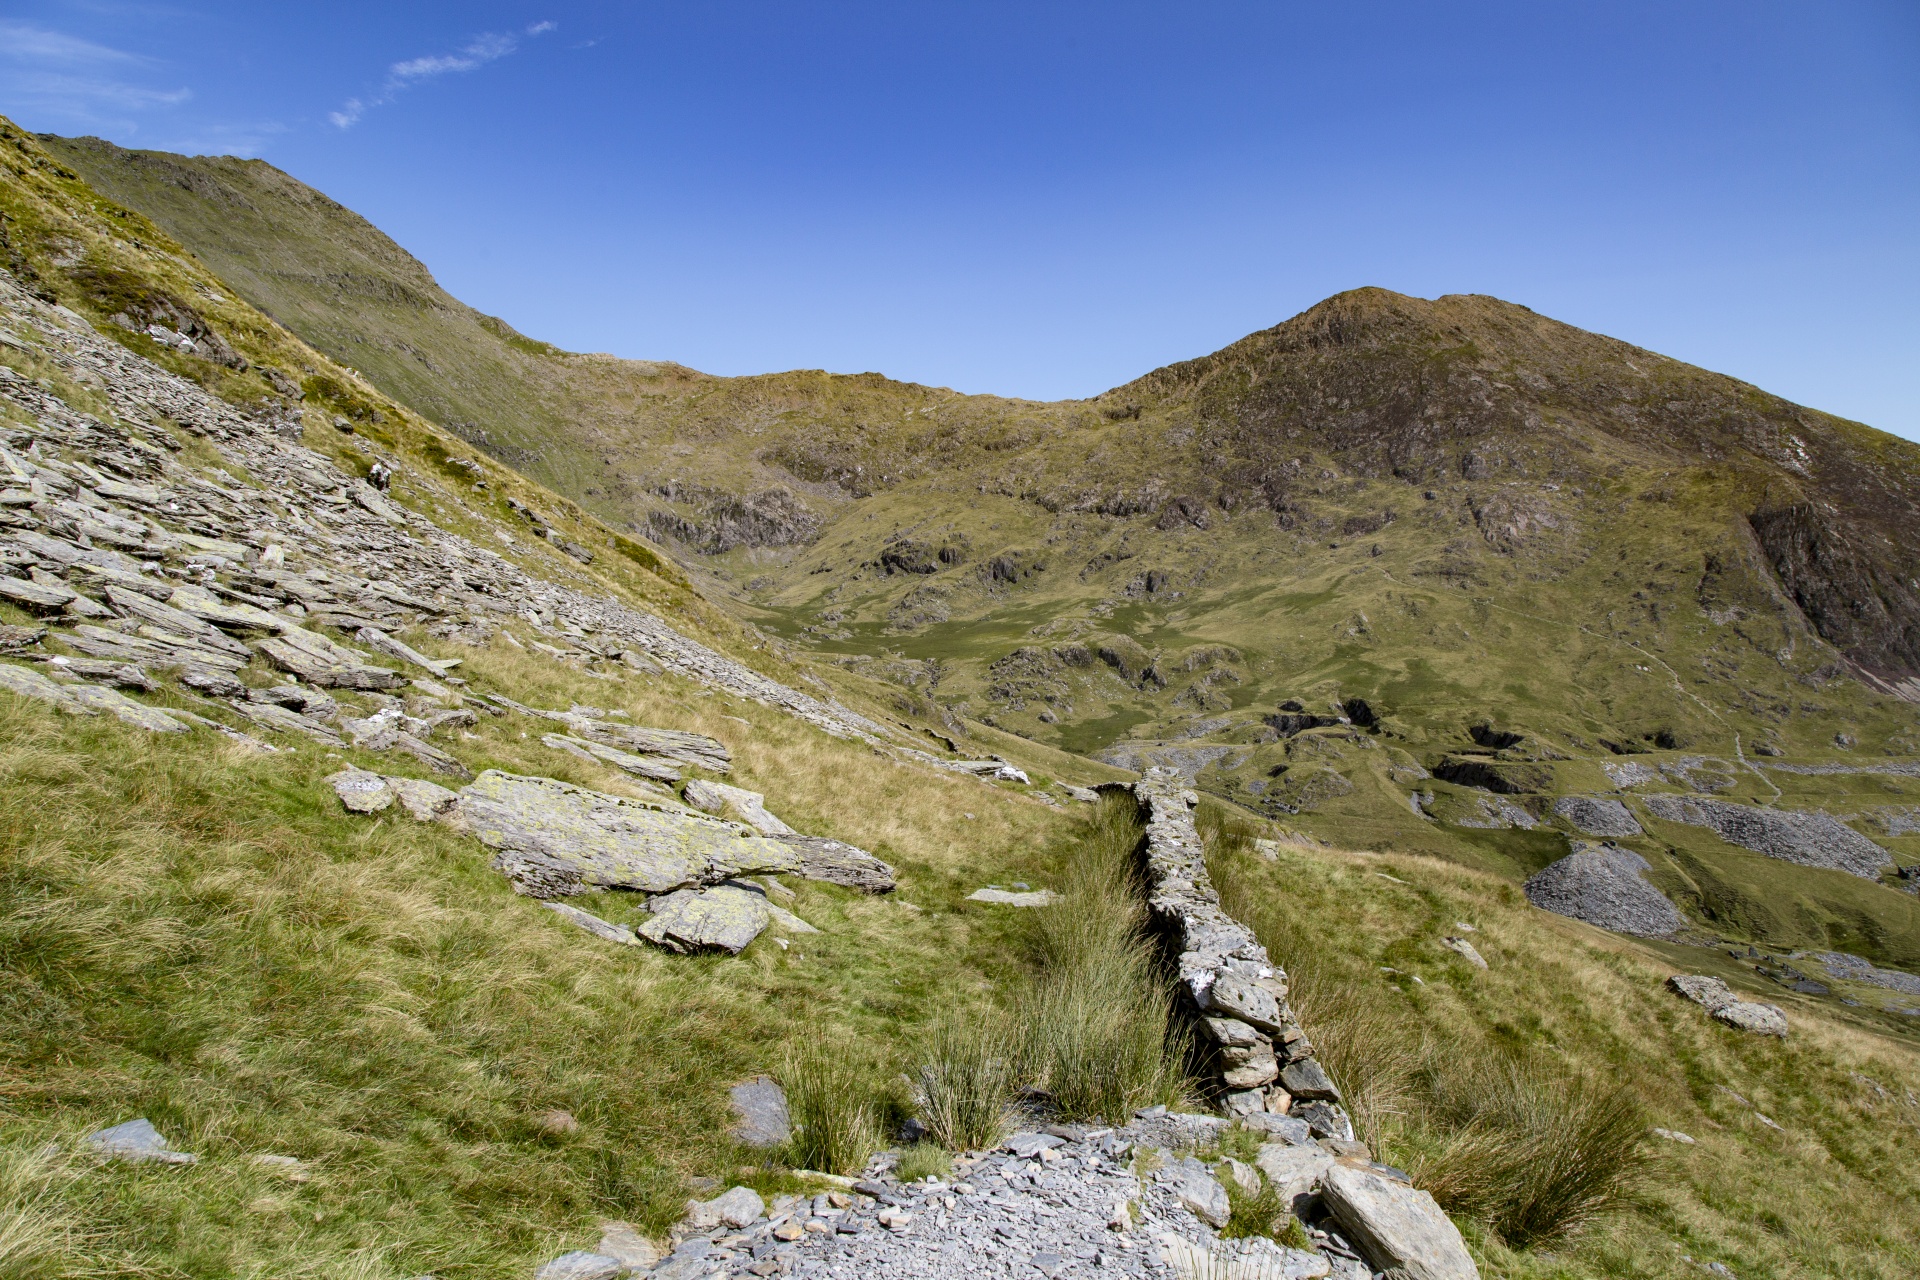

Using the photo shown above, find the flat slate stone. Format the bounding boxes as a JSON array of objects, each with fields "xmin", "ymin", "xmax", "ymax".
[
  {"xmin": 456, "ymin": 770, "xmax": 797, "ymax": 898},
  {"xmin": 542, "ymin": 900, "xmax": 639, "ymax": 946},
  {"xmin": 532, "ymin": 1251, "xmax": 626, "ymax": 1280},
  {"xmin": 730, "ymin": 1075, "xmax": 791, "ymax": 1148},
  {"xmin": 84, "ymin": 1117, "xmax": 196, "ymax": 1164},
  {"xmin": 967, "ymin": 887, "xmax": 1056, "ymax": 907}
]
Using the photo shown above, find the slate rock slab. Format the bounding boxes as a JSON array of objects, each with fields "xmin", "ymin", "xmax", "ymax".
[
  {"xmin": 967, "ymin": 887, "xmax": 1055, "ymax": 907},
  {"xmin": 532, "ymin": 1251, "xmax": 626, "ymax": 1280},
  {"xmin": 595, "ymin": 1221, "xmax": 661, "ymax": 1270},
  {"xmin": 456, "ymin": 770, "xmax": 796, "ymax": 898},
  {"xmin": 255, "ymin": 626, "xmax": 405, "ymax": 690},
  {"xmin": 779, "ymin": 835, "xmax": 896, "ymax": 892},
  {"xmin": 683, "ymin": 779, "xmax": 796, "ymax": 834},
  {"xmin": 730, "ymin": 1075, "xmax": 791, "ymax": 1148},
  {"xmin": 1320, "ymin": 1164, "xmax": 1479, "ymax": 1280},
  {"xmin": 84, "ymin": 1117, "xmax": 196, "ymax": 1165},
  {"xmin": 1524, "ymin": 843, "xmax": 1685, "ymax": 937},
  {"xmin": 638, "ymin": 884, "xmax": 772, "ymax": 954},
  {"xmin": 1254, "ymin": 1142, "xmax": 1334, "ymax": 1211},
  {"xmin": 542, "ymin": 901, "xmax": 639, "ymax": 946}
]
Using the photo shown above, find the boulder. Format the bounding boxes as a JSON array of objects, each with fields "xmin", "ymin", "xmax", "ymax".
[
  {"xmin": 328, "ymin": 769, "xmax": 395, "ymax": 813},
  {"xmin": 255, "ymin": 627, "xmax": 405, "ymax": 690},
  {"xmin": 686, "ymin": 1185, "xmax": 765, "ymax": 1230},
  {"xmin": 637, "ymin": 885, "xmax": 772, "ymax": 954},
  {"xmin": 1255, "ymin": 1142, "xmax": 1335, "ymax": 1211},
  {"xmin": 1551, "ymin": 795, "xmax": 1643, "ymax": 837},
  {"xmin": 1319, "ymin": 1164, "xmax": 1479, "ymax": 1280},
  {"xmin": 682, "ymin": 779, "xmax": 796, "ymax": 835},
  {"xmin": 1278, "ymin": 1058, "xmax": 1341, "ymax": 1102},
  {"xmin": 1162, "ymin": 1156, "xmax": 1230, "ymax": 1228},
  {"xmin": 1524, "ymin": 843, "xmax": 1685, "ymax": 937},
  {"xmin": 595, "ymin": 1221, "xmax": 660, "ymax": 1270},
  {"xmin": 84, "ymin": 1117, "xmax": 196, "ymax": 1165},
  {"xmin": 456, "ymin": 770, "xmax": 796, "ymax": 898},
  {"xmin": 730, "ymin": 1076, "xmax": 791, "ymax": 1148}
]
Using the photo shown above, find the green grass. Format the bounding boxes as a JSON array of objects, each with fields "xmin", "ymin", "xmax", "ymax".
[{"xmin": 1204, "ymin": 828, "xmax": 1920, "ymax": 1278}]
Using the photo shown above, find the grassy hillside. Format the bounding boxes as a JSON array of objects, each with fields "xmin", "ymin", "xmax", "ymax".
[{"xmin": 2, "ymin": 115, "xmax": 1920, "ymax": 1280}]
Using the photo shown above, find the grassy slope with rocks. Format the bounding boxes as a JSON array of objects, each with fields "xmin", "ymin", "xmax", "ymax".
[
  {"xmin": 3, "ymin": 117, "xmax": 1919, "ymax": 1280},
  {"xmin": 45, "ymin": 133, "xmax": 1920, "ymax": 998}
]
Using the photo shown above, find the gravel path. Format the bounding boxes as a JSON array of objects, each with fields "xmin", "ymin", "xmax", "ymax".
[{"xmin": 650, "ymin": 1114, "xmax": 1374, "ymax": 1280}]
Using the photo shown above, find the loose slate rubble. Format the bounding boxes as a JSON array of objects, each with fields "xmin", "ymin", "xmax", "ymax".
[
  {"xmin": 644, "ymin": 1114, "xmax": 1426, "ymax": 1280},
  {"xmin": 1523, "ymin": 842, "xmax": 1685, "ymax": 937},
  {"xmin": 1642, "ymin": 795, "xmax": 1890, "ymax": 880},
  {"xmin": 1551, "ymin": 795, "xmax": 1643, "ymax": 837},
  {"xmin": 1666, "ymin": 974, "xmax": 1789, "ymax": 1037},
  {"xmin": 1135, "ymin": 769, "xmax": 1346, "ymax": 1132}
]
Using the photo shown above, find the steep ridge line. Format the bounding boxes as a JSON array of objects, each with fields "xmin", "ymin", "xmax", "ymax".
[{"xmin": 0, "ymin": 269, "xmax": 892, "ymax": 750}]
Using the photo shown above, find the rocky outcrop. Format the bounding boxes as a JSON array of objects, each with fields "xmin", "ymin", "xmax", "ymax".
[
  {"xmin": 1523, "ymin": 843, "xmax": 1685, "ymax": 937},
  {"xmin": 1133, "ymin": 770, "xmax": 1349, "ymax": 1136},
  {"xmin": 1750, "ymin": 504, "xmax": 1920, "ymax": 681},
  {"xmin": 456, "ymin": 770, "xmax": 796, "ymax": 898},
  {"xmin": 1642, "ymin": 795, "xmax": 1889, "ymax": 880},
  {"xmin": 1666, "ymin": 974, "xmax": 1788, "ymax": 1036}
]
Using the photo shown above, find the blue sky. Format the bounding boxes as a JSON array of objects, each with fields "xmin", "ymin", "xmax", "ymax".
[{"xmin": 2, "ymin": 2, "xmax": 1917, "ymax": 438}]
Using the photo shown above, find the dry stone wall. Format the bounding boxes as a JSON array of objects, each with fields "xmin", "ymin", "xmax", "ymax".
[{"xmin": 1132, "ymin": 767, "xmax": 1355, "ymax": 1141}]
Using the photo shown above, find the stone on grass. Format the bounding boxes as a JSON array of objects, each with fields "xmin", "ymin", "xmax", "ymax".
[
  {"xmin": 456, "ymin": 770, "xmax": 796, "ymax": 899},
  {"xmin": 248, "ymin": 1153, "xmax": 311, "ymax": 1182},
  {"xmin": 328, "ymin": 769, "xmax": 395, "ymax": 813},
  {"xmin": 637, "ymin": 884, "xmax": 771, "ymax": 954},
  {"xmin": 386, "ymin": 775, "xmax": 462, "ymax": 822},
  {"xmin": 541, "ymin": 901, "xmax": 639, "ymax": 946},
  {"xmin": 84, "ymin": 1118, "xmax": 196, "ymax": 1165},
  {"xmin": 967, "ymin": 887, "xmax": 1056, "ymax": 907},
  {"xmin": 532, "ymin": 1251, "xmax": 625, "ymax": 1280},
  {"xmin": 1440, "ymin": 936, "xmax": 1488, "ymax": 969},
  {"xmin": 730, "ymin": 1076, "xmax": 790, "ymax": 1148},
  {"xmin": 1319, "ymin": 1164, "xmax": 1479, "ymax": 1280},
  {"xmin": 1162, "ymin": 1155, "xmax": 1230, "ymax": 1228},
  {"xmin": 1666, "ymin": 974, "xmax": 1788, "ymax": 1036},
  {"xmin": 774, "ymin": 835, "xmax": 897, "ymax": 893}
]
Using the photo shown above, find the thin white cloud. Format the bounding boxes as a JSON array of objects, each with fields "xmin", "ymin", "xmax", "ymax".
[
  {"xmin": 330, "ymin": 21, "xmax": 556, "ymax": 129},
  {"xmin": 0, "ymin": 21, "xmax": 190, "ymax": 133},
  {"xmin": 0, "ymin": 21, "xmax": 144, "ymax": 66}
]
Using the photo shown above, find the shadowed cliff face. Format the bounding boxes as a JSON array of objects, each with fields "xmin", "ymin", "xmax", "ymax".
[{"xmin": 1750, "ymin": 505, "xmax": 1920, "ymax": 680}]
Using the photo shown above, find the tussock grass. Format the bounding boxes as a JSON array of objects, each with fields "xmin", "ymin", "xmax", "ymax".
[
  {"xmin": 0, "ymin": 1144, "xmax": 73, "ymax": 1279},
  {"xmin": 912, "ymin": 1017, "xmax": 1019, "ymax": 1152},
  {"xmin": 1015, "ymin": 793, "xmax": 1189, "ymax": 1123},
  {"xmin": 892, "ymin": 1142, "xmax": 952, "ymax": 1184},
  {"xmin": 780, "ymin": 1042, "xmax": 879, "ymax": 1176}
]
